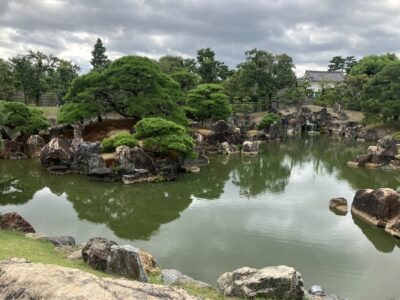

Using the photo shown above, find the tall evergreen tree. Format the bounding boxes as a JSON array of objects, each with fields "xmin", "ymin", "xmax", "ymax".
[{"xmin": 90, "ymin": 38, "xmax": 111, "ymax": 71}]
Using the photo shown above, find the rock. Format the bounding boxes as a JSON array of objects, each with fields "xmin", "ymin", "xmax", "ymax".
[
  {"xmin": 67, "ymin": 250, "xmax": 83, "ymax": 261},
  {"xmin": 332, "ymin": 102, "xmax": 341, "ymax": 113},
  {"xmin": 352, "ymin": 188, "xmax": 400, "ymax": 226},
  {"xmin": 217, "ymin": 265, "xmax": 305, "ymax": 299},
  {"xmin": 329, "ymin": 198, "xmax": 348, "ymax": 214},
  {"xmin": 115, "ymin": 146, "xmax": 156, "ymax": 175},
  {"xmin": 0, "ymin": 212, "xmax": 35, "ymax": 233},
  {"xmin": 107, "ymin": 245, "xmax": 148, "ymax": 282},
  {"xmin": 25, "ymin": 135, "xmax": 45, "ymax": 158},
  {"xmin": 242, "ymin": 141, "xmax": 259, "ymax": 155},
  {"xmin": 377, "ymin": 135, "xmax": 398, "ymax": 156},
  {"xmin": 40, "ymin": 138, "xmax": 73, "ymax": 169},
  {"xmin": 309, "ymin": 285, "xmax": 325, "ymax": 297},
  {"xmin": 358, "ymin": 128, "xmax": 378, "ymax": 141},
  {"xmin": 162, "ymin": 269, "xmax": 212, "ymax": 289},
  {"xmin": 220, "ymin": 142, "xmax": 239, "ymax": 155},
  {"xmin": 385, "ymin": 218, "xmax": 400, "ymax": 238},
  {"xmin": 139, "ymin": 251, "xmax": 161, "ymax": 275},
  {"xmin": 82, "ymin": 237, "xmax": 117, "ymax": 272},
  {"xmin": 43, "ymin": 236, "xmax": 76, "ymax": 247},
  {"xmin": 49, "ymin": 124, "xmax": 73, "ymax": 139},
  {"xmin": 122, "ymin": 169, "xmax": 162, "ymax": 184},
  {"xmin": 0, "ymin": 259, "xmax": 199, "ymax": 300},
  {"xmin": 269, "ymin": 121, "xmax": 282, "ymax": 139},
  {"xmin": 71, "ymin": 142, "xmax": 106, "ymax": 174},
  {"xmin": 181, "ymin": 165, "xmax": 201, "ymax": 173},
  {"xmin": 206, "ymin": 120, "xmax": 242, "ymax": 145},
  {"xmin": 183, "ymin": 154, "xmax": 209, "ymax": 168},
  {"xmin": 154, "ymin": 158, "xmax": 180, "ymax": 181},
  {"xmin": 87, "ymin": 167, "xmax": 116, "ymax": 181}
]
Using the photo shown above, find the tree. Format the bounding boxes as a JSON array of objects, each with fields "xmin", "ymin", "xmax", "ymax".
[
  {"xmin": 53, "ymin": 59, "xmax": 80, "ymax": 102},
  {"xmin": 230, "ymin": 49, "xmax": 296, "ymax": 110},
  {"xmin": 134, "ymin": 117, "xmax": 194, "ymax": 156},
  {"xmin": 362, "ymin": 62, "xmax": 400, "ymax": 121},
  {"xmin": 170, "ymin": 70, "xmax": 199, "ymax": 93},
  {"xmin": 61, "ymin": 56, "xmax": 186, "ymax": 124},
  {"xmin": 0, "ymin": 58, "xmax": 16, "ymax": 100},
  {"xmin": 335, "ymin": 74, "xmax": 368, "ymax": 110},
  {"xmin": 0, "ymin": 101, "xmax": 49, "ymax": 135},
  {"xmin": 350, "ymin": 53, "xmax": 397, "ymax": 76},
  {"xmin": 90, "ymin": 38, "xmax": 111, "ymax": 71},
  {"xmin": 282, "ymin": 80, "xmax": 313, "ymax": 111},
  {"xmin": 257, "ymin": 113, "xmax": 281, "ymax": 130},
  {"xmin": 196, "ymin": 48, "xmax": 230, "ymax": 83},
  {"xmin": 158, "ymin": 55, "xmax": 197, "ymax": 74},
  {"xmin": 187, "ymin": 83, "xmax": 232, "ymax": 123},
  {"xmin": 328, "ymin": 56, "xmax": 357, "ymax": 74},
  {"xmin": 10, "ymin": 51, "xmax": 59, "ymax": 105}
]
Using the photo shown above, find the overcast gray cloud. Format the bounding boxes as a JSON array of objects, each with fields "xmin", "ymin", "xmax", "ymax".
[{"xmin": 1, "ymin": 0, "xmax": 400, "ymax": 75}]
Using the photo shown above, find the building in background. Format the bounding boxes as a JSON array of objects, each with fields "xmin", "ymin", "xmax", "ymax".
[{"xmin": 303, "ymin": 70, "xmax": 345, "ymax": 99}]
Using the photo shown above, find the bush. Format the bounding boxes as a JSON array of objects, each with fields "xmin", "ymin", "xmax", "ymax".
[
  {"xmin": 101, "ymin": 132, "xmax": 138, "ymax": 153},
  {"xmin": 134, "ymin": 117, "xmax": 194, "ymax": 156},
  {"xmin": 0, "ymin": 101, "xmax": 49, "ymax": 135},
  {"xmin": 257, "ymin": 113, "xmax": 281, "ymax": 130}
]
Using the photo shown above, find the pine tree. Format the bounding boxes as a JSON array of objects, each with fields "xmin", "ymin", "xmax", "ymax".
[{"xmin": 90, "ymin": 38, "xmax": 111, "ymax": 71}]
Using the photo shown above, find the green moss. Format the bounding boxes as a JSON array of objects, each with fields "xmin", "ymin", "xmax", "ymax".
[
  {"xmin": 101, "ymin": 132, "xmax": 138, "ymax": 153},
  {"xmin": 257, "ymin": 113, "xmax": 281, "ymax": 130}
]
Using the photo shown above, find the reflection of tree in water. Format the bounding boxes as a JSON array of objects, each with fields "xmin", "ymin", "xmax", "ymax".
[{"xmin": 231, "ymin": 143, "xmax": 291, "ymax": 197}]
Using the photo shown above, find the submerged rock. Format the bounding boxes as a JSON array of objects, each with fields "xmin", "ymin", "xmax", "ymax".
[
  {"xmin": 162, "ymin": 269, "xmax": 212, "ymax": 289},
  {"xmin": 0, "ymin": 212, "xmax": 35, "ymax": 233},
  {"xmin": 107, "ymin": 245, "xmax": 148, "ymax": 282},
  {"xmin": 351, "ymin": 188, "xmax": 400, "ymax": 226},
  {"xmin": 329, "ymin": 198, "xmax": 348, "ymax": 214},
  {"xmin": 0, "ymin": 259, "xmax": 198, "ymax": 300},
  {"xmin": 217, "ymin": 265, "xmax": 305, "ymax": 299}
]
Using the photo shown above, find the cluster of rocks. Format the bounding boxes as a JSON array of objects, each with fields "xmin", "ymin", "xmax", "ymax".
[
  {"xmin": 340, "ymin": 125, "xmax": 378, "ymax": 141},
  {"xmin": 0, "ymin": 134, "xmax": 46, "ymax": 159},
  {"xmin": 352, "ymin": 188, "xmax": 400, "ymax": 238},
  {"xmin": 348, "ymin": 135, "xmax": 399, "ymax": 169}
]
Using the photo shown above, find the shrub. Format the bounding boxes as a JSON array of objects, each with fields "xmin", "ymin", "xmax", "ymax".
[
  {"xmin": 257, "ymin": 113, "xmax": 281, "ymax": 130},
  {"xmin": 0, "ymin": 101, "xmax": 49, "ymax": 135},
  {"xmin": 134, "ymin": 117, "xmax": 194, "ymax": 156},
  {"xmin": 101, "ymin": 132, "xmax": 138, "ymax": 153}
]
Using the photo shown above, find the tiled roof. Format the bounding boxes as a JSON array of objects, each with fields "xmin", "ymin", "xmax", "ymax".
[{"xmin": 304, "ymin": 70, "xmax": 345, "ymax": 82}]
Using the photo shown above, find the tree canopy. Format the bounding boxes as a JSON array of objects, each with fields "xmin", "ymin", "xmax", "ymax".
[
  {"xmin": 196, "ymin": 48, "xmax": 231, "ymax": 83},
  {"xmin": 60, "ymin": 56, "xmax": 186, "ymax": 124},
  {"xmin": 328, "ymin": 56, "xmax": 357, "ymax": 74},
  {"xmin": 0, "ymin": 59, "xmax": 16, "ymax": 100},
  {"xmin": 187, "ymin": 83, "xmax": 232, "ymax": 123},
  {"xmin": 350, "ymin": 53, "xmax": 398, "ymax": 76},
  {"xmin": 90, "ymin": 38, "xmax": 111, "ymax": 71}
]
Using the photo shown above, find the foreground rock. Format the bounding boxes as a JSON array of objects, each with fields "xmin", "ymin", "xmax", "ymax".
[
  {"xmin": 0, "ymin": 259, "xmax": 198, "ymax": 300},
  {"xmin": 352, "ymin": 188, "xmax": 400, "ymax": 227},
  {"xmin": 329, "ymin": 198, "xmax": 348, "ymax": 214},
  {"xmin": 0, "ymin": 212, "xmax": 35, "ymax": 233},
  {"xmin": 82, "ymin": 237, "xmax": 117, "ymax": 271},
  {"xmin": 40, "ymin": 137, "xmax": 73, "ymax": 170},
  {"xmin": 162, "ymin": 269, "xmax": 212, "ymax": 289},
  {"xmin": 217, "ymin": 265, "xmax": 304, "ymax": 299}
]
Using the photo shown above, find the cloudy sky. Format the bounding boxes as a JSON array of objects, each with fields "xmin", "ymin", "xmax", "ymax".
[{"xmin": 1, "ymin": 0, "xmax": 400, "ymax": 75}]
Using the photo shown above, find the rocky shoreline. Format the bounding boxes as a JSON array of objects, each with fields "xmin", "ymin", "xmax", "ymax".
[{"xmin": 0, "ymin": 211, "xmax": 347, "ymax": 300}]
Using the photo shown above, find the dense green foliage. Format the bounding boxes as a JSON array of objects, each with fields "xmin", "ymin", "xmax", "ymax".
[
  {"xmin": 187, "ymin": 84, "xmax": 232, "ymax": 122},
  {"xmin": 257, "ymin": 113, "xmax": 281, "ymax": 130},
  {"xmin": 90, "ymin": 38, "xmax": 111, "ymax": 71},
  {"xmin": 196, "ymin": 48, "xmax": 231, "ymax": 83},
  {"xmin": 328, "ymin": 56, "xmax": 357, "ymax": 74},
  {"xmin": 0, "ymin": 59, "xmax": 16, "ymax": 100},
  {"xmin": 350, "ymin": 53, "xmax": 398, "ymax": 76},
  {"xmin": 101, "ymin": 132, "xmax": 138, "ymax": 153},
  {"xmin": 0, "ymin": 101, "xmax": 49, "ymax": 135},
  {"xmin": 62, "ymin": 56, "xmax": 187, "ymax": 124},
  {"xmin": 226, "ymin": 49, "xmax": 296, "ymax": 111},
  {"xmin": 134, "ymin": 117, "xmax": 194, "ymax": 156}
]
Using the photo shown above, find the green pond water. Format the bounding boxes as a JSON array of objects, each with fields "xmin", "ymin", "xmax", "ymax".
[{"xmin": 1, "ymin": 136, "xmax": 400, "ymax": 300}]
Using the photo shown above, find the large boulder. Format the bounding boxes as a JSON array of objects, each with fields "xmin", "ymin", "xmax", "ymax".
[
  {"xmin": 242, "ymin": 141, "xmax": 259, "ymax": 156},
  {"xmin": 206, "ymin": 120, "xmax": 242, "ymax": 145},
  {"xmin": 0, "ymin": 212, "xmax": 35, "ymax": 233},
  {"xmin": 217, "ymin": 266, "xmax": 305, "ymax": 299},
  {"xmin": 352, "ymin": 188, "xmax": 400, "ymax": 226},
  {"xmin": 106, "ymin": 245, "xmax": 148, "ymax": 282},
  {"xmin": 0, "ymin": 259, "xmax": 199, "ymax": 300},
  {"xmin": 377, "ymin": 135, "xmax": 398, "ymax": 156},
  {"xmin": 219, "ymin": 142, "xmax": 239, "ymax": 155},
  {"xmin": 154, "ymin": 158, "xmax": 180, "ymax": 181},
  {"xmin": 71, "ymin": 142, "xmax": 106, "ymax": 174},
  {"xmin": 40, "ymin": 138, "xmax": 73, "ymax": 169},
  {"xmin": 115, "ymin": 146, "xmax": 156, "ymax": 175},
  {"xmin": 25, "ymin": 135, "xmax": 46, "ymax": 158},
  {"xmin": 82, "ymin": 237, "xmax": 117, "ymax": 271}
]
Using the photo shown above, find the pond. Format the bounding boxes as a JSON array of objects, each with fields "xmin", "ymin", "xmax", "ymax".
[{"xmin": 1, "ymin": 136, "xmax": 400, "ymax": 300}]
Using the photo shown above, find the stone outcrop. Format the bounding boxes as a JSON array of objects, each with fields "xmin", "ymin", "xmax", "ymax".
[
  {"xmin": 25, "ymin": 135, "xmax": 46, "ymax": 158},
  {"xmin": 0, "ymin": 212, "xmax": 35, "ymax": 233},
  {"xmin": 82, "ymin": 237, "xmax": 117, "ymax": 271},
  {"xmin": 242, "ymin": 141, "xmax": 259, "ymax": 156},
  {"xmin": 384, "ymin": 218, "xmax": 400, "ymax": 238},
  {"xmin": 269, "ymin": 121, "xmax": 282, "ymax": 139},
  {"xmin": 351, "ymin": 188, "xmax": 400, "ymax": 226},
  {"xmin": 115, "ymin": 146, "xmax": 156, "ymax": 175},
  {"xmin": 40, "ymin": 137, "xmax": 73, "ymax": 169},
  {"xmin": 217, "ymin": 265, "xmax": 305, "ymax": 299},
  {"xmin": 0, "ymin": 259, "xmax": 198, "ymax": 300},
  {"xmin": 107, "ymin": 245, "xmax": 148, "ymax": 282},
  {"xmin": 162, "ymin": 269, "xmax": 212, "ymax": 289},
  {"xmin": 71, "ymin": 142, "xmax": 106, "ymax": 174},
  {"xmin": 139, "ymin": 251, "xmax": 161, "ymax": 275},
  {"xmin": 206, "ymin": 120, "xmax": 242, "ymax": 145},
  {"xmin": 220, "ymin": 142, "xmax": 239, "ymax": 155},
  {"xmin": 329, "ymin": 198, "xmax": 348, "ymax": 214},
  {"xmin": 377, "ymin": 135, "xmax": 398, "ymax": 156}
]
